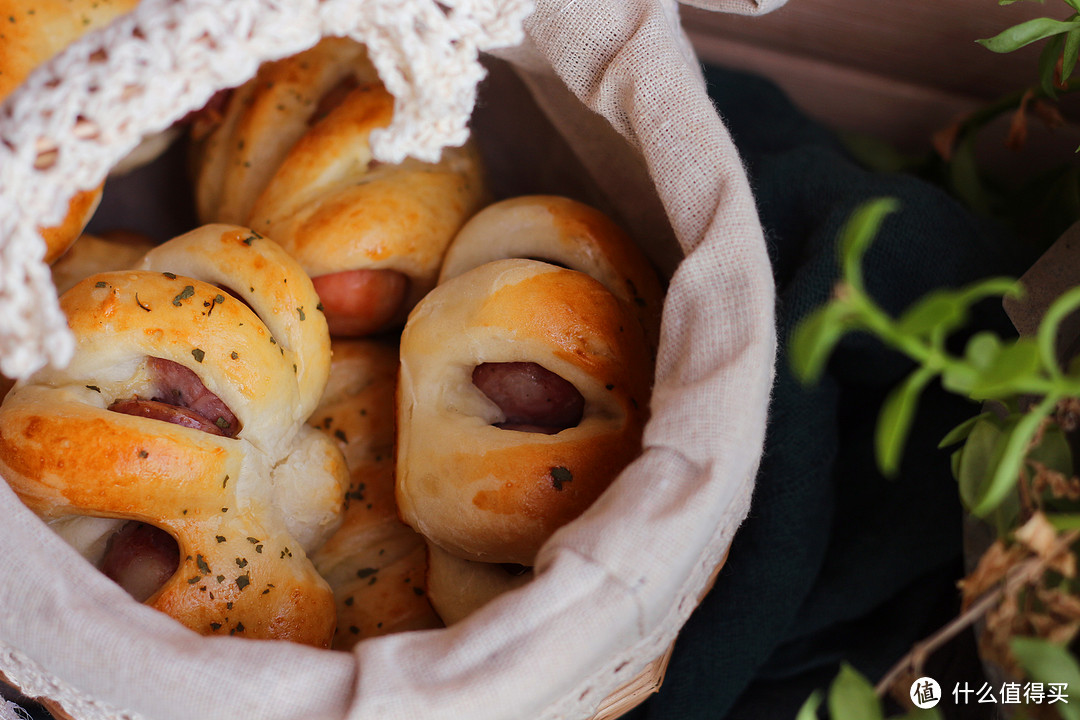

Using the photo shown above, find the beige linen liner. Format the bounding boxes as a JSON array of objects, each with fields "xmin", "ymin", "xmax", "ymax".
[{"xmin": 0, "ymin": 0, "xmax": 782, "ymax": 717}]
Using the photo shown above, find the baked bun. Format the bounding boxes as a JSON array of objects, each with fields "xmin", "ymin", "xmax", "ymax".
[
  {"xmin": 0, "ymin": 224, "xmax": 348, "ymax": 647},
  {"xmin": 425, "ymin": 541, "xmax": 532, "ymax": 626},
  {"xmin": 396, "ymin": 259, "xmax": 652, "ymax": 566},
  {"xmin": 309, "ymin": 340, "xmax": 442, "ymax": 648},
  {"xmin": 439, "ymin": 195, "xmax": 664, "ymax": 350},
  {"xmin": 193, "ymin": 38, "xmax": 488, "ymax": 337},
  {"xmin": 50, "ymin": 230, "xmax": 157, "ymax": 295}
]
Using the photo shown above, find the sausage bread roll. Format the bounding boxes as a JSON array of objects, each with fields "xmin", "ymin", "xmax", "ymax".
[
  {"xmin": 0, "ymin": 224, "xmax": 348, "ymax": 647},
  {"xmin": 439, "ymin": 195, "xmax": 665, "ymax": 351},
  {"xmin": 396, "ymin": 259, "xmax": 653, "ymax": 567},
  {"xmin": 192, "ymin": 37, "xmax": 488, "ymax": 338},
  {"xmin": 308, "ymin": 340, "xmax": 442, "ymax": 649}
]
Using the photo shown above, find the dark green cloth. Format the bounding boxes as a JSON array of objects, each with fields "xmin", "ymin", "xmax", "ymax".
[{"xmin": 626, "ymin": 66, "xmax": 1035, "ymax": 720}]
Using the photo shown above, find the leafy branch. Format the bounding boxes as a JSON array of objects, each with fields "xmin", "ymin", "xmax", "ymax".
[
  {"xmin": 977, "ymin": 0, "xmax": 1080, "ymax": 100},
  {"xmin": 788, "ymin": 197, "xmax": 1080, "ymax": 519},
  {"xmin": 789, "ymin": 198, "xmax": 1080, "ymax": 718}
]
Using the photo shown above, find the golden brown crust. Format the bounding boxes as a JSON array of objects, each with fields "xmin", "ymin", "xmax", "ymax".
[
  {"xmin": 39, "ymin": 187, "xmax": 104, "ymax": 265},
  {"xmin": 0, "ymin": 225, "xmax": 346, "ymax": 647},
  {"xmin": 396, "ymin": 260, "xmax": 653, "ymax": 565},
  {"xmin": 310, "ymin": 340, "xmax": 442, "ymax": 649},
  {"xmin": 192, "ymin": 38, "xmax": 380, "ymax": 225},
  {"xmin": 439, "ymin": 195, "xmax": 665, "ymax": 350},
  {"xmin": 194, "ymin": 38, "xmax": 488, "ymax": 330}
]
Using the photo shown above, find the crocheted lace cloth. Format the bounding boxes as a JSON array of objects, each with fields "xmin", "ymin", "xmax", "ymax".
[
  {"xmin": 0, "ymin": 0, "xmax": 533, "ymax": 379},
  {"xmin": 0, "ymin": 0, "xmax": 783, "ymax": 718}
]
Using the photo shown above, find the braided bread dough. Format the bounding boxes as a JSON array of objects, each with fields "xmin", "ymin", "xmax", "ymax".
[
  {"xmin": 396, "ymin": 259, "xmax": 653, "ymax": 566},
  {"xmin": 0, "ymin": 224, "xmax": 348, "ymax": 647},
  {"xmin": 193, "ymin": 38, "xmax": 488, "ymax": 335},
  {"xmin": 308, "ymin": 340, "xmax": 442, "ymax": 648}
]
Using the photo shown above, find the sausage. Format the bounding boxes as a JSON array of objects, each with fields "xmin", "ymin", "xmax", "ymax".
[
  {"xmin": 311, "ymin": 269, "xmax": 408, "ymax": 337},
  {"xmin": 472, "ymin": 362, "xmax": 584, "ymax": 434},
  {"xmin": 109, "ymin": 399, "xmax": 227, "ymax": 436},
  {"xmin": 310, "ymin": 75, "xmax": 360, "ymax": 126},
  {"xmin": 100, "ymin": 521, "xmax": 180, "ymax": 602},
  {"xmin": 108, "ymin": 358, "xmax": 241, "ymax": 437},
  {"xmin": 148, "ymin": 357, "xmax": 239, "ymax": 436}
]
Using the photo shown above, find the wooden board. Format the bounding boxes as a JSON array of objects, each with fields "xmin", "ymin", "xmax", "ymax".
[{"xmin": 683, "ymin": 0, "xmax": 1080, "ymax": 175}]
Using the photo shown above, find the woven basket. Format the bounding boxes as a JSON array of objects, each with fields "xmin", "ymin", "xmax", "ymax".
[{"xmin": 0, "ymin": 2, "xmax": 776, "ymax": 719}]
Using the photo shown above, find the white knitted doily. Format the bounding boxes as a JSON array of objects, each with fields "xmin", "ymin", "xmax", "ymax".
[{"xmin": 0, "ymin": 0, "xmax": 532, "ymax": 380}]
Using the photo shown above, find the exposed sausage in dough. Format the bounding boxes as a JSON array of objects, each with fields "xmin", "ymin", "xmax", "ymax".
[
  {"xmin": 109, "ymin": 398, "xmax": 227, "ymax": 436},
  {"xmin": 107, "ymin": 358, "xmax": 241, "ymax": 437},
  {"xmin": 100, "ymin": 521, "xmax": 180, "ymax": 602},
  {"xmin": 311, "ymin": 268, "xmax": 408, "ymax": 337},
  {"xmin": 472, "ymin": 362, "xmax": 584, "ymax": 434}
]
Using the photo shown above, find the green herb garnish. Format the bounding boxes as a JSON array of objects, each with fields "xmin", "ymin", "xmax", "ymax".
[{"xmin": 172, "ymin": 285, "xmax": 195, "ymax": 306}]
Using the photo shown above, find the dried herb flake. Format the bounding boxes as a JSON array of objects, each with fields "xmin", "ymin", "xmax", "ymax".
[
  {"xmin": 550, "ymin": 466, "xmax": 573, "ymax": 491},
  {"xmin": 172, "ymin": 285, "xmax": 195, "ymax": 306}
]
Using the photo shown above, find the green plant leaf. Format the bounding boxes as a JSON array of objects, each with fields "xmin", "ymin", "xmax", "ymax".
[
  {"xmin": 1011, "ymin": 637, "xmax": 1080, "ymax": 720},
  {"xmin": 977, "ymin": 17, "xmax": 1080, "ymax": 53},
  {"xmin": 1037, "ymin": 284, "xmax": 1080, "ymax": 380},
  {"xmin": 839, "ymin": 198, "xmax": 900, "ymax": 294},
  {"xmin": 939, "ymin": 411, "xmax": 995, "ymax": 449},
  {"xmin": 1040, "ymin": 32, "xmax": 1067, "ymax": 97},
  {"xmin": 876, "ymin": 367, "xmax": 936, "ymax": 475},
  {"xmin": 1028, "ymin": 423, "xmax": 1073, "ymax": 476},
  {"xmin": 965, "ymin": 331, "xmax": 1005, "ymax": 369},
  {"xmin": 966, "ymin": 338, "xmax": 1042, "ymax": 400},
  {"xmin": 1064, "ymin": 28, "xmax": 1080, "ymax": 82},
  {"xmin": 827, "ymin": 664, "xmax": 883, "ymax": 720},
  {"xmin": 896, "ymin": 290, "xmax": 968, "ymax": 339},
  {"xmin": 795, "ymin": 690, "xmax": 822, "ymax": 720},
  {"xmin": 941, "ymin": 331, "xmax": 1006, "ymax": 395},
  {"xmin": 972, "ymin": 393, "xmax": 1060, "ymax": 516},
  {"xmin": 957, "ymin": 414, "xmax": 1007, "ymax": 510},
  {"xmin": 1068, "ymin": 0, "xmax": 1080, "ymax": 12},
  {"xmin": 789, "ymin": 301, "xmax": 855, "ymax": 385},
  {"xmin": 959, "ymin": 277, "xmax": 1023, "ymax": 305},
  {"xmin": 1046, "ymin": 513, "xmax": 1080, "ymax": 530}
]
